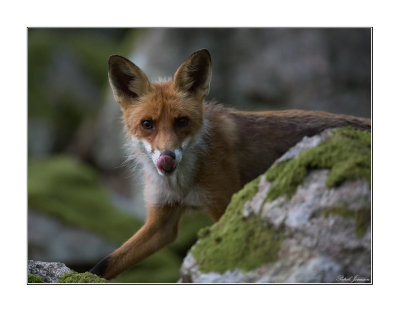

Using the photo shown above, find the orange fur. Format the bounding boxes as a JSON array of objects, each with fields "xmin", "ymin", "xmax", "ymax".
[{"xmin": 89, "ymin": 50, "xmax": 370, "ymax": 279}]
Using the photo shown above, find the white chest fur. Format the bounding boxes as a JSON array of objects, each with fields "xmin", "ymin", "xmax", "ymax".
[{"xmin": 143, "ymin": 162, "xmax": 209, "ymax": 209}]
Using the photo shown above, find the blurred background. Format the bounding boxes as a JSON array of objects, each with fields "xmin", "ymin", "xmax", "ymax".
[{"xmin": 28, "ymin": 28, "xmax": 371, "ymax": 283}]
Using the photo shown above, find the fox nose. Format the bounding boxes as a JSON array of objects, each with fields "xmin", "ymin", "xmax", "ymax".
[
  {"xmin": 157, "ymin": 150, "xmax": 176, "ymax": 173},
  {"xmin": 160, "ymin": 150, "xmax": 176, "ymax": 159}
]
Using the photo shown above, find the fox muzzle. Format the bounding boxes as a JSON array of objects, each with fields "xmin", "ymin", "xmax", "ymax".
[{"xmin": 157, "ymin": 150, "xmax": 177, "ymax": 173}]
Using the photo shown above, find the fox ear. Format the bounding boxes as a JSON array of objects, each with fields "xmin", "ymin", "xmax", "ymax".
[
  {"xmin": 173, "ymin": 49, "xmax": 212, "ymax": 99},
  {"xmin": 108, "ymin": 55, "xmax": 152, "ymax": 105}
]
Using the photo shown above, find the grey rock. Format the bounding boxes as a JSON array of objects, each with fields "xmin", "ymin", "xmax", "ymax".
[
  {"xmin": 180, "ymin": 129, "xmax": 371, "ymax": 283},
  {"xmin": 28, "ymin": 260, "xmax": 72, "ymax": 283},
  {"xmin": 179, "ymin": 254, "xmax": 251, "ymax": 283},
  {"xmin": 277, "ymin": 129, "xmax": 333, "ymax": 162}
]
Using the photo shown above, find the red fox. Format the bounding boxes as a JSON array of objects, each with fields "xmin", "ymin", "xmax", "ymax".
[{"xmin": 90, "ymin": 49, "xmax": 370, "ymax": 279}]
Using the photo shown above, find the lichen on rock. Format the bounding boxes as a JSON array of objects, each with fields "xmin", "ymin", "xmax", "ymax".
[
  {"xmin": 322, "ymin": 205, "xmax": 371, "ymax": 238},
  {"xmin": 28, "ymin": 260, "xmax": 107, "ymax": 283},
  {"xmin": 190, "ymin": 176, "xmax": 286, "ymax": 274},
  {"xmin": 28, "ymin": 260, "xmax": 72, "ymax": 283},
  {"xmin": 181, "ymin": 127, "xmax": 371, "ymax": 283},
  {"xmin": 265, "ymin": 127, "xmax": 371, "ymax": 201},
  {"xmin": 57, "ymin": 272, "xmax": 107, "ymax": 283},
  {"xmin": 28, "ymin": 273, "xmax": 45, "ymax": 283}
]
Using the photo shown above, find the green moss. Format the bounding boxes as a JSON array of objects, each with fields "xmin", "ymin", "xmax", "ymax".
[
  {"xmin": 265, "ymin": 127, "xmax": 371, "ymax": 201},
  {"xmin": 57, "ymin": 272, "xmax": 107, "ymax": 283},
  {"xmin": 28, "ymin": 273, "xmax": 45, "ymax": 283},
  {"xmin": 323, "ymin": 205, "xmax": 371, "ymax": 238},
  {"xmin": 265, "ymin": 160, "xmax": 307, "ymax": 201},
  {"xmin": 191, "ymin": 176, "xmax": 285, "ymax": 273}
]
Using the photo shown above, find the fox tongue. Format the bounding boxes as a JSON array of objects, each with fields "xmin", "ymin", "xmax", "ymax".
[{"xmin": 157, "ymin": 155, "xmax": 176, "ymax": 173}]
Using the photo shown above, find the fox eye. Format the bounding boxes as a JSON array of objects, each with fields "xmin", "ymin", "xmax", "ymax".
[
  {"xmin": 175, "ymin": 117, "xmax": 189, "ymax": 129},
  {"xmin": 141, "ymin": 120, "xmax": 154, "ymax": 130}
]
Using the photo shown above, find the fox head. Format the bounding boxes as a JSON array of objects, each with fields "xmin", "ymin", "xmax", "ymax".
[{"xmin": 108, "ymin": 49, "xmax": 212, "ymax": 176}]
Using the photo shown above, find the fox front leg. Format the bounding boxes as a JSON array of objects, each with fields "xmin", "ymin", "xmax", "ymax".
[{"xmin": 90, "ymin": 204, "xmax": 185, "ymax": 280}]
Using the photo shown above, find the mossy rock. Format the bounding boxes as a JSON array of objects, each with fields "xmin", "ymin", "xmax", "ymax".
[
  {"xmin": 323, "ymin": 205, "xmax": 371, "ymax": 238},
  {"xmin": 191, "ymin": 176, "xmax": 286, "ymax": 274},
  {"xmin": 265, "ymin": 127, "xmax": 371, "ymax": 201},
  {"xmin": 189, "ymin": 127, "xmax": 371, "ymax": 276},
  {"xmin": 57, "ymin": 271, "xmax": 107, "ymax": 283},
  {"xmin": 28, "ymin": 273, "xmax": 45, "ymax": 283}
]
